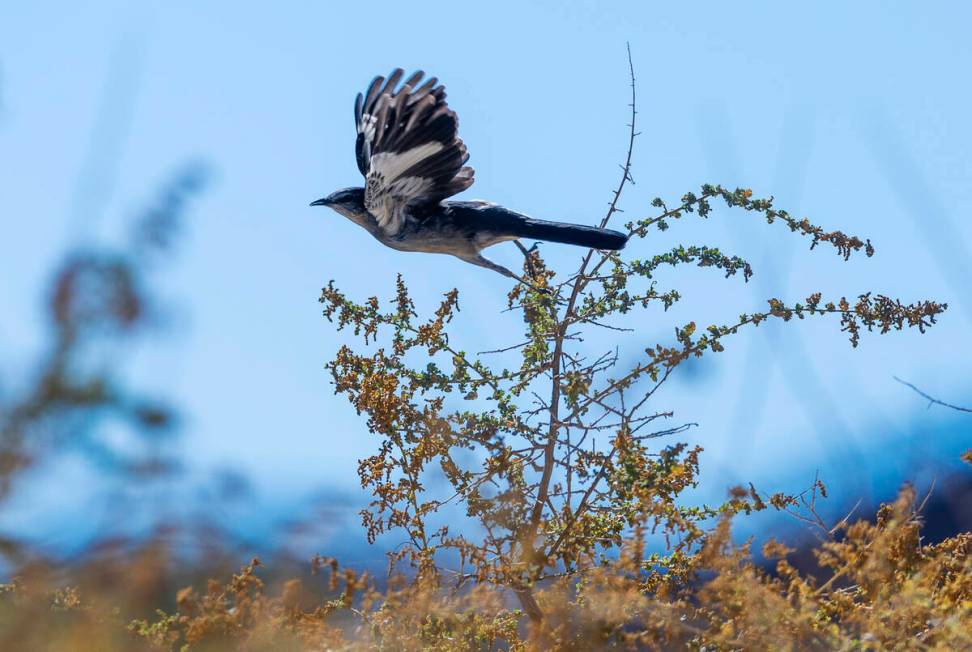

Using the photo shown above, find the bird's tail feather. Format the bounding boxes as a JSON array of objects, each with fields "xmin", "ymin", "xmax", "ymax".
[{"xmin": 509, "ymin": 217, "xmax": 629, "ymax": 250}]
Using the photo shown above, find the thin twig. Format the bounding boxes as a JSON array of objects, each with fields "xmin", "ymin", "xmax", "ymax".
[{"xmin": 893, "ymin": 376, "xmax": 972, "ymax": 413}]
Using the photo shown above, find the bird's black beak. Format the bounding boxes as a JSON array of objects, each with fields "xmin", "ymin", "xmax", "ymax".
[{"xmin": 310, "ymin": 197, "xmax": 331, "ymax": 207}]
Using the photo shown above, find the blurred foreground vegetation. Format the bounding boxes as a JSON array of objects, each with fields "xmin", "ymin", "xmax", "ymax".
[{"xmin": 3, "ymin": 480, "xmax": 970, "ymax": 650}]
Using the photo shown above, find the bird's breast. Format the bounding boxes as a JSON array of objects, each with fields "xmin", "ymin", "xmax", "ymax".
[{"xmin": 375, "ymin": 219, "xmax": 478, "ymax": 256}]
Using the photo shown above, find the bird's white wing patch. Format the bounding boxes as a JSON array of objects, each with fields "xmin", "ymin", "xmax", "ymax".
[
  {"xmin": 365, "ymin": 175, "xmax": 433, "ymax": 235},
  {"xmin": 370, "ymin": 143, "xmax": 444, "ymax": 181},
  {"xmin": 359, "ymin": 113, "xmax": 378, "ymax": 144},
  {"xmin": 364, "ymin": 143, "xmax": 444, "ymax": 235}
]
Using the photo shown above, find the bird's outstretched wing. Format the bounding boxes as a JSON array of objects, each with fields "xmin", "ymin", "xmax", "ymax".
[{"xmin": 355, "ymin": 69, "xmax": 474, "ymax": 236}]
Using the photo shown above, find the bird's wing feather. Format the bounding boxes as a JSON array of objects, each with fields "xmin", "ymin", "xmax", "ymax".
[{"xmin": 354, "ymin": 69, "xmax": 474, "ymax": 236}]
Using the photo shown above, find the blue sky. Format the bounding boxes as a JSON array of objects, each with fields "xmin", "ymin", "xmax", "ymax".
[{"xmin": 1, "ymin": 2, "xmax": 970, "ymax": 552}]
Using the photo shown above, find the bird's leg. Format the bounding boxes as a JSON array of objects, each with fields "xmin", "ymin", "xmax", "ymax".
[
  {"xmin": 514, "ymin": 240, "xmax": 540, "ymax": 281},
  {"xmin": 459, "ymin": 253, "xmax": 548, "ymax": 295}
]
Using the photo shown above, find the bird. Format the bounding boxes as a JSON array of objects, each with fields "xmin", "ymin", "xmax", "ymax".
[{"xmin": 311, "ymin": 69, "xmax": 629, "ymax": 284}]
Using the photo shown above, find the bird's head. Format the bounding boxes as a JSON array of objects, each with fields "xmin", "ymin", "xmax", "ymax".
[{"xmin": 310, "ymin": 187, "xmax": 367, "ymax": 220}]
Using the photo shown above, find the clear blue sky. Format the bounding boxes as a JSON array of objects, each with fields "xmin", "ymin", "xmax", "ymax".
[{"xmin": 1, "ymin": 2, "xmax": 970, "ymax": 552}]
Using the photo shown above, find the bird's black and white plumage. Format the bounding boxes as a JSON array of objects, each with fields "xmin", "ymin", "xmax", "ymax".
[{"xmin": 312, "ymin": 69, "xmax": 628, "ymax": 281}]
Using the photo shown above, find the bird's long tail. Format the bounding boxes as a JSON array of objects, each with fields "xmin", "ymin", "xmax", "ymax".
[{"xmin": 507, "ymin": 216, "xmax": 629, "ymax": 250}]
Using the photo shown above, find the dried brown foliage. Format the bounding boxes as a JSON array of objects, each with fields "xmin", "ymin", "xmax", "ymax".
[{"xmin": 3, "ymin": 481, "xmax": 969, "ymax": 650}]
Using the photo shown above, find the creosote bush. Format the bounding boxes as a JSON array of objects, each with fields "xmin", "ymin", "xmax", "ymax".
[{"xmin": 1, "ymin": 55, "xmax": 967, "ymax": 650}]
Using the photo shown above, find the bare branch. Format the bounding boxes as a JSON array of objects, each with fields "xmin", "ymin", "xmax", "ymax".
[{"xmin": 893, "ymin": 376, "xmax": 972, "ymax": 414}]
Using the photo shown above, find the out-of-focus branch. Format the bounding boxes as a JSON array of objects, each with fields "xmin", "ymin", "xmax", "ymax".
[
  {"xmin": 893, "ymin": 376, "xmax": 972, "ymax": 414},
  {"xmin": 0, "ymin": 164, "xmax": 209, "ymax": 508}
]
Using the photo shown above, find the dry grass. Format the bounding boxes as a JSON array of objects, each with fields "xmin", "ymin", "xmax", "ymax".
[{"xmin": 0, "ymin": 479, "xmax": 969, "ymax": 650}]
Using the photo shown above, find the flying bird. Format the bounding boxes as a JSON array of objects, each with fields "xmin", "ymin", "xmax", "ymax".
[{"xmin": 311, "ymin": 69, "xmax": 629, "ymax": 283}]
